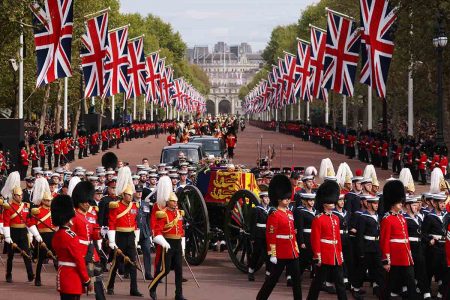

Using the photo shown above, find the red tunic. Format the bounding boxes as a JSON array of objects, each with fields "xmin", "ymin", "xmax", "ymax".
[
  {"xmin": 108, "ymin": 201, "xmax": 138, "ymax": 231},
  {"xmin": 3, "ymin": 201, "xmax": 30, "ymax": 227},
  {"xmin": 153, "ymin": 208, "xmax": 185, "ymax": 239},
  {"xmin": 440, "ymin": 156, "xmax": 448, "ymax": 175},
  {"xmin": 226, "ymin": 135, "xmax": 237, "ymax": 148},
  {"xmin": 30, "ymin": 145, "xmax": 38, "ymax": 161},
  {"xmin": 418, "ymin": 154, "xmax": 427, "ymax": 170},
  {"xmin": 54, "ymin": 139, "xmax": 61, "ymax": 155},
  {"xmin": 71, "ymin": 209, "xmax": 98, "ymax": 257},
  {"xmin": 310, "ymin": 212, "xmax": 343, "ymax": 265},
  {"xmin": 266, "ymin": 209, "xmax": 299, "ymax": 259},
  {"xmin": 166, "ymin": 135, "xmax": 177, "ymax": 146},
  {"xmin": 52, "ymin": 227, "xmax": 90, "ymax": 295},
  {"xmin": 20, "ymin": 149, "xmax": 29, "ymax": 166},
  {"xmin": 380, "ymin": 212, "xmax": 413, "ymax": 266},
  {"xmin": 39, "ymin": 143, "xmax": 46, "ymax": 158},
  {"xmin": 29, "ymin": 206, "xmax": 56, "ymax": 232}
]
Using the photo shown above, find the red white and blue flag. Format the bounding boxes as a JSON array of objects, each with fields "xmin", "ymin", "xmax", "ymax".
[
  {"xmin": 359, "ymin": 0, "xmax": 397, "ymax": 98},
  {"xmin": 145, "ymin": 51, "xmax": 161, "ymax": 103},
  {"xmin": 80, "ymin": 10, "xmax": 108, "ymax": 98},
  {"xmin": 126, "ymin": 36, "xmax": 147, "ymax": 99},
  {"xmin": 294, "ymin": 39, "xmax": 312, "ymax": 102},
  {"xmin": 283, "ymin": 53, "xmax": 298, "ymax": 104},
  {"xmin": 103, "ymin": 26, "xmax": 129, "ymax": 98},
  {"xmin": 309, "ymin": 26, "xmax": 328, "ymax": 101},
  {"xmin": 30, "ymin": 0, "xmax": 74, "ymax": 88},
  {"xmin": 322, "ymin": 9, "xmax": 361, "ymax": 97}
]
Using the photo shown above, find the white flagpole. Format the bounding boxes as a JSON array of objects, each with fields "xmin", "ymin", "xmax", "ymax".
[
  {"xmin": 342, "ymin": 95, "xmax": 347, "ymax": 126},
  {"xmin": 133, "ymin": 96, "xmax": 137, "ymax": 121},
  {"xmin": 91, "ymin": 96, "xmax": 95, "ymax": 106},
  {"xmin": 143, "ymin": 98, "xmax": 146, "ymax": 120},
  {"xmin": 325, "ymin": 100, "xmax": 329, "ymax": 124},
  {"xmin": 306, "ymin": 101, "xmax": 310, "ymax": 122},
  {"xmin": 19, "ymin": 29, "xmax": 24, "ymax": 119},
  {"xmin": 150, "ymin": 101, "xmax": 153, "ymax": 121},
  {"xmin": 368, "ymin": 86, "xmax": 373, "ymax": 130},
  {"xmin": 63, "ymin": 77, "xmax": 68, "ymax": 130},
  {"xmin": 111, "ymin": 95, "xmax": 115, "ymax": 121},
  {"xmin": 407, "ymin": 64, "xmax": 413, "ymax": 136}
]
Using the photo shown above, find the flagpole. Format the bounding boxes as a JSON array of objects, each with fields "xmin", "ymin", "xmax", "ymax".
[
  {"xmin": 143, "ymin": 98, "xmax": 146, "ymax": 120},
  {"xmin": 306, "ymin": 101, "xmax": 310, "ymax": 122},
  {"xmin": 91, "ymin": 96, "xmax": 95, "ymax": 107},
  {"xmin": 133, "ymin": 96, "xmax": 137, "ymax": 121},
  {"xmin": 342, "ymin": 95, "xmax": 347, "ymax": 126},
  {"xmin": 368, "ymin": 86, "xmax": 373, "ymax": 130},
  {"xmin": 111, "ymin": 95, "xmax": 115, "ymax": 122},
  {"xmin": 84, "ymin": 7, "xmax": 110, "ymax": 20},
  {"xmin": 298, "ymin": 101, "xmax": 301, "ymax": 121},
  {"xmin": 325, "ymin": 7, "xmax": 355, "ymax": 21},
  {"xmin": 150, "ymin": 101, "xmax": 153, "ymax": 121},
  {"xmin": 325, "ymin": 99, "xmax": 329, "ymax": 125},
  {"xmin": 64, "ymin": 77, "xmax": 68, "ymax": 130},
  {"xmin": 19, "ymin": 29, "xmax": 24, "ymax": 119}
]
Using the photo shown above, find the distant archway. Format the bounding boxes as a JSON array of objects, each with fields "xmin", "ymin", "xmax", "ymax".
[
  {"xmin": 206, "ymin": 100, "xmax": 215, "ymax": 115},
  {"xmin": 219, "ymin": 99, "xmax": 231, "ymax": 114}
]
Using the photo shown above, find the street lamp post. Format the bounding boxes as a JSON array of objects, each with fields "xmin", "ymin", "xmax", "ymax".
[
  {"xmin": 433, "ymin": 11, "xmax": 448, "ymax": 146},
  {"xmin": 78, "ymin": 66, "xmax": 86, "ymax": 133}
]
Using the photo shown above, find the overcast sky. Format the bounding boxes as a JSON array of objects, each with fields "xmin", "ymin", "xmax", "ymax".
[{"xmin": 119, "ymin": 0, "xmax": 318, "ymax": 52}]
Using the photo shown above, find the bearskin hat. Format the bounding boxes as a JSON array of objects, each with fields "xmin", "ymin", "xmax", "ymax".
[
  {"xmin": 383, "ymin": 179, "xmax": 406, "ymax": 209},
  {"xmin": 72, "ymin": 181, "xmax": 95, "ymax": 208},
  {"xmin": 268, "ymin": 174, "xmax": 292, "ymax": 207},
  {"xmin": 316, "ymin": 180, "xmax": 340, "ymax": 206},
  {"xmin": 51, "ymin": 194, "xmax": 75, "ymax": 226},
  {"xmin": 102, "ymin": 152, "xmax": 118, "ymax": 170}
]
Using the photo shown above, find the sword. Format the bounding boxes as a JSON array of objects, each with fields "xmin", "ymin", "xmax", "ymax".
[
  {"xmin": 98, "ymin": 246, "xmax": 123, "ymax": 281},
  {"xmin": 115, "ymin": 248, "xmax": 142, "ymax": 271},
  {"xmin": 183, "ymin": 256, "xmax": 200, "ymax": 288},
  {"xmin": 39, "ymin": 242, "xmax": 56, "ymax": 260},
  {"xmin": 12, "ymin": 243, "xmax": 31, "ymax": 260},
  {"xmin": 135, "ymin": 247, "xmax": 146, "ymax": 282},
  {"xmin": 28, "ymin": 214, "xmax": 56, "ymax": 233}
]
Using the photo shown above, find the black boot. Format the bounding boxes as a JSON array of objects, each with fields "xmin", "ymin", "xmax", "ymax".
[
  {"xmin": 130, "ymin": 290, "xmax": 143, "ymax": 297},
  {"xmin": 248, "ymin": 272, "xmax": 255, "ymax": 282},
  {"xmin": 5, "ymin": 273, "xmax": 12, "ymax": 283},
  {"xmin": 107, "ymin": 289, "xmax": 114, "ymax": 295},
  {"xmin": 35, "ymin": 277, "xmax": 42, "ymax": 286},
  {"xmin": 149, "ymin": 289, "xmax": 157, "ymax": 300}
]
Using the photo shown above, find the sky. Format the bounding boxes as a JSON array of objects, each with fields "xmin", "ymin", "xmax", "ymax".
[{"xmin": 119, "ymin": 0, "xmax": 318, "ymax": 52}]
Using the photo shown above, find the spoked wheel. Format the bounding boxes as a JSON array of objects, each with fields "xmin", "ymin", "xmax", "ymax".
[
  {"xmin": 177, "ymin": 185, "xmax": 210, "ymax": 266},
  {"xmin": 224, "ymin": 189, "xmax": 259, "ymax": 273}
]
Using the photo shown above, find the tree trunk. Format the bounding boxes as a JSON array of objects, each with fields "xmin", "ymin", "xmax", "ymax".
[
  {"xmin": 55, "ymin": 80, "xmax": 63, "ymax": 133},
  {"xmin": 38, "ymin": 85, "xmax": 51, "ymax": 137}
]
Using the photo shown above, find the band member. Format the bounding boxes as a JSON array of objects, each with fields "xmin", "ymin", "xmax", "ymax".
[
  {"xmin": 51, "ymin": 194, "xmax": 92, "ymax": 299},
  {"xmin": 106, "ymin": 167, "xmax": 143, "ymax": 297},
  {"xmin": 2, "ymin": 172, "xmax": 34, "ymax": 282},
  {"xmin": 248, "ymin": 191, "xmax": 272, "ymax": 281},
  {"xmin": 381, "ymin": 180, "xmax": 417, "ymax": 299},
  {"xmin": 256, "ymin": 174, "xmax": 301, "ymax": 300},
  {"xmin": 307, "ymin": 180, "xmax": 347, "ymax": 300},
  {"xmin": 294, "ymin": 193, "xmax": 316, "ymax": 276}
]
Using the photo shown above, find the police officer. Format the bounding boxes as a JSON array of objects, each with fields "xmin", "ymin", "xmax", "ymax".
[
  {"xmin": 294, "ymin": 193, "xmax": 316, "ymax": 277},
  {"xmin": 248, "ymin": 191, "xmax": 271, "ymax": 281}
]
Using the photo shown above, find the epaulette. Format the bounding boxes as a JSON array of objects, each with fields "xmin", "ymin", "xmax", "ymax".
[
  {"xmin": 156, "ymin": 210, "xmax": 167, "ymax": 219},
  {"xmin": 31, "ymin": 208, "xmax": 40, "ymax": 215},
  {"xmin": 109, "ymin": 201, "xmax": 119, "ymax": 209},
  {"xmin": 135, "ymin": 202, "xmax": 140, "ymax": 209},
  {"xmin": 2, "ymin": 202, "xmax": 10, "ymax": 209},
  {"xmin": 92, "ymin": 206, "xmax": 99, "ymax": 212},
  {"xmin": 0, "ymin": 197, "xmax": 3, "ymax": 206},
  {"xmin": 180, "ymin": 210, "xmax": 185, "ymax": 217}
]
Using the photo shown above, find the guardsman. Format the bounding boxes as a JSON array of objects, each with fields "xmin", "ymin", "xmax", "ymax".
[
  {"xmin": 440, "ymin": 154, "xmax": 448, "ymax": 177},
  {"xmin": 422, "ymin": 193, "xmax": 447, "ymax": 299},
  {"xmin": 256, "ymin": 175, "xmax": 301, "ymax": 300},
  {"xmin": 248, "ymin": 191, "xmax": 272, "ymax": 281},
  {"xmin": 30, "ymin": 143, "xmax": 39, "ymax": 169},
  {"xmin": 149, "ymin": 190, "xmax": 186, "ymax": 300},
  {"xmin": 54, "ymin": 135, "xmax": 61, "ymax": 167},
  {"xmin": 307, "ymin": 180, "xmax": 347, "ymax": 300},
  {"xmin": 354, "ymin": 195, "xmax": 385, "ymax": 298},
  {"xmin": 29, "ymin": 182, "xmax": 56, "ymax": 286},
  {"xmin": 166, "ymin": 131, "xmax": 177, "ymax": 146},
  {"xmin": 78, "ymin": 134, "xmax": 86, "ymax": 160},
  {"xmin": 106, "ymin": 175, "xmax": 143, "ymax": 297},
  {"xmin": 333, "ymin": 194, "xmax": 351, "ymax": 289},
  {"xmin": 51, "ymin": 194, "xmax": 92, "ymax": 299},
  {"xmin": 2, "ymin": 172, "xmax": 34, "ymax": 282},
  {"xmin": 380, "ymin": 180, "xmax": 417, "ymax": 299},
  {"xmin": 417, "ymin": 151, "xmax": 428, "ymax": 185},
  {"xmin": 392, "ymin": 141, "xmax": 402, "ymax": 174},
  {"xmin": 19, "ymin": 141, "xmax": 29, "ymax": 179},
  {"xmin": 225, "ymin": 129, "xmax": 237, "ymax": 159},
  {"xmin": 294, "ymin": 193, "xmax": 316, "ymax": 277},
  {"xmin": 101, "ymin": 129, "xmax": 109, "ymax": 151},
  {"xmin": 403, "ymin": 196, "xmax": 430, "ymax": 299}
]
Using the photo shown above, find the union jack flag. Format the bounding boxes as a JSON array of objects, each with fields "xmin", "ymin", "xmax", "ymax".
[
  {"xmin": 80, "ymin": 11, "xmax": 108, "ymax": 98},
  {"xmin": 158, "ymin": 59, "xmax": 168, "ymax": 107},
  {"xmin": 145, "ymin": 52, "xmax": 161, "ymax": 103},
  {"xmin": 283, "ymin": 53, "xmax": 298, "ymax": 104},
  {"xmin": 310, "ymin": 26, "xmax": 329, "ymax": 101},
  {"xmin": 322, "ymin": 10, "xmax": 361, "ymax": 97},
  {"xmin": 276, "ymin": 60, "xmax": 285, "ymax": 107},
  {"xmin": 103, "ymin": 26, "xmax": 129, "ymax": 98},
  {"xmin": 294, "ymin": 39, "xmax": 312, "ymax": 102},
  {"xmin": 171, "ymin": 78, "xmax": 184, "ymax": 110},
  {"xmin": 126, "ymin": 36, "xmax": 147, "ymax": 99},
  {"xmin": 30, "ymin": 0, "xmax": 74, "ymax": 88},
  {"xmin": 360, "ymin": 0, "xmax": 397, "ymax": 98}
]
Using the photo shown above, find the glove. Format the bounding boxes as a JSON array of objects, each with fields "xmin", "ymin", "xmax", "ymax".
[
  {"xmin": 134, "ymin": 229, "xmax": 140, "ymax": 247},
  {"xmin": 181, "ymin": 237, "xmax": 186, "ymax": 257},
  {"xmin": 101, "ymin": 226, "xmax": 109, "ymax": 238},
  {"xmin": 270, "ymin": 256, "xmax": 277, "ymax": 265},
  {"xmin": 96, "ymin": 239, "xmax": 102, "ymax": 251},
  {"xmin": 4, "ymin": 227, "xmax": 12, "ymax": 244},
  {"xmin": 107, "ymin": 230, "xmax": 117, "ymax": 250},
  {"xmin": 29, "ymin": 225, "xmax": 43, "ymax": 243},
  {"xmin": 153, "ymin": 235, "xmax": 171, "ymax": 251}
]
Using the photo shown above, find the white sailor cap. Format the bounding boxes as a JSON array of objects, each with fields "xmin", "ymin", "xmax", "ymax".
[
  {"xmin": 361, "ymin": 177, "xmax": 373, "ymax": 184},
  {"xmin": 149, "ymin": 173, "xmax": 159, "ymax": 178},
  {"xmin": 85, "ymin": 171, "xmax": 94, "ymax": 177},
  {"xmin": 300, "ymin": 193, "xmax": 316, "ymax": 200},
  {"xmin": 362, "ymin": 195, "xmax": 379, "ymax": 202},
  {"xmin": 432, "ymin": 193, "xmax": 447, "ymax": 201},
  {"xmin": 137, "ymin": 170, "xmax": 148, "ymax": 176},
  {"xmin": 259, "ymin": 191, "xmax": 269, "ymax": 197},
  {"xmin": 301, "ymin": 175, "xmax": 314, "ymax": 182},
  {"xmin": 324, "ymin": 176, "xmax": 338, "ymax": 182},
  {"xmin": 97, "ymin": 172, "xmax": 106, "ymax": 177},
  {"xmin": 132, "ymin": 175, "xmax": 140, "ymax": 180},
  {"xmin": 106, "ymin": 170, "xmax": 115, "ymax": 175},
  {"xmin": 351, "ymin": 176, "xmax": 364, "ymax": 183},
  {"xmin": 88, "ymin": 176, "xmax": 99, "ymax": 181}
]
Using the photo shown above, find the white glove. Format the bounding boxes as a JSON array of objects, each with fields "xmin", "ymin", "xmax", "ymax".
[
  {"xmin": 107, "ymin": 230, "xmax": 117, "ymax": 250},
  {"xmin": 134, "ymin": 229, "xmax": 140, "ymax": 247},
  {"xmin": 0, "ymin": 222, "xmax": 4, "ymax": 235},
  {"xmin": 153, "ymin": 235, "xmax": 170, "ymax": 251},
  {"xmin": 29, "ymin": 225, "xmax": 43, "ymax": 243},
  {"xmin": 101, "ymin": 226, "xmax": 109, "ymax": 238},
  {"xmin": 270, "ymin": 256, "xmax": 277, "ymax": 265},
  {"xmin": 96, "ymin": 239, "xmax": 102, "ymax": 251},
  {"xmin": 181, "ymin": 237, "xmax": 186, "ymax": 257},
  {"xmin": 4, "ymin": 227, "xmax": 12, "ymax": 244}
]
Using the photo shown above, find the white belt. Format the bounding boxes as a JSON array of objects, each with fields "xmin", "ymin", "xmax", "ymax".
[
  {"xmin": 276, "ymin": 234, "xmax": 293, "ymax": 239},
  {"xmin": 390, "ymin": 239, "xmax": 408, "ymax": 243},
  {"xmin": 303, "ymin": 229, "xmax": 312, "ymax": 233},
  {"xmin": 59, "ymin": 261, "xmax": 76, "ymax": 267},
  {"xmin": 364, "ymin": 235, "xmax": 379, "ymax": 241},
  {"xmin": 409, "ymin": 237, "xmax": 420, "ymax": 242},
  {"xmin": 79, "ymin": 239, "xmax": 90, "ymax": 245},
  {"xmin": 256, "ymin": 223, "xmax": 266, "ymax": 228},
  {"xmin": 320, "ymin": 239, "xmax": 337, "ymax": 244},
  {"xmin": 430, "ymin": 234, "xmax": 444, "ymax": 240},
  {"xmin": 340, "ymin": 230, "xmax": 348, "ymax": 234}
]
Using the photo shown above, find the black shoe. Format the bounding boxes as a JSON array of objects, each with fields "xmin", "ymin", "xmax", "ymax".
[
  {"xmin": 322, "ymin": 284, "xmax": 336, "ymax": 294},
  {"xmin": 149, "ymin": 290, "xmax": 157, "ymax": 300},
  {"xmin": 286, "ymin": 278, "xmax": 292, "ymax": 286},
  {"xmin": 248, "ymin": 273, "xmax": 255, "ymax": 282},
  {"xmin": 107, "ymin": 289, "xmax": 114, "ymax": 295},
  {"xmin": 27, "ymin": 274, "xmax": 35, "ymax": 282},
  {"xmin": 35, "ymin": 279, "xmax": 42, "ymax": 286},
  {"xmin": 145, "ymin": 275, "xmax": 154, "ymax": 281},
  {"xmin": 130, "ymin": 290, "xmax": 143, "ymax": 297},
  {"xmin": 351, "ymin": 290, "xmax": 364, "ymax": 300},
  {"xmin": 124, "ymin": 273, "xmax": 130, "ymax": 279},
  {"xmin": 175, "ymin": 296, "xmax": 187, "ymax": 300},
  {"xmin": 6, "ymin": 274, "xmax": 12, "ymax": 283},
  {"xmin": 373, "ymin": 286, "xmax": 380, "ymax": 297},
  {"xmin": 182, "ymin": 277, "xmax": 188, "ymax": 282}
]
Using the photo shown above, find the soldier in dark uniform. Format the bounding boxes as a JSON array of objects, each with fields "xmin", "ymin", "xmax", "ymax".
[
  {"xmin": 248, "ymin": 191, "xmax": 272, "ymax": 281},
  {"xmin": 333, "ymin": 194, "xmax": 351, "ymax": 289},
  {"xmin": 422, "ymin": 193, "xmax": 447, "ymax": 299},
  {"xmin": 354, "ymin": 195, "xmax": 385, "ymax": 298},
  {"xmin": 134, "ymin": 184, "xmax": 153, "ymax": 280},
  {"xmin": 293, "ymin": 192, "xmax": 316, "ymax": 277}
]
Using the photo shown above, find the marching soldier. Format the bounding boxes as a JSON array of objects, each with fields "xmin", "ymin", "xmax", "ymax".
[
  {"xmin": 294, "ymin": 193, "xmax": 316, "ymax": 277},
  {"xmin": 307, "ymin": 180, "xmax": 347, "ymax": 300},
  {"xmin": 30, "ymin": 142, "xmax": 39, "ymax": 170},
  {"xmin": 51, "ymin": 194, "xmax": 93, "ymax": 299},
  {"xmin": 248, "ymin": 191, "xmax": 272, "ymax": 281},
  {"xmin": 380, "ymin": 180, "xmax": 417, "ymax": 299},
  {"xmin": 106, "ymin": 167, "xmax": 143, "ymax": 297},
  {"xmin": 54, "ymin": 134, "xmax": 61, "ymax": 167},
  {"xmin": 38, "ymin": 140, "xmax": 46, "ymax": 169},
  {"xmin": 19, "ymin": 141, "xmax": 29, "ymax": 179},
  {"xmin": 135, "ymin": 184, "xmax": 154, "ymax": 280},
  {"xmin": 417, "ymin": 150, "xmax": 428, "ymax": 185},
  {"xmin": 256, "ymin": 175, "xmax": 301, "ymax": 300},
  {"xmin": 333, "ymin": 194, "xmax": 351, "ymax": 289}
]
